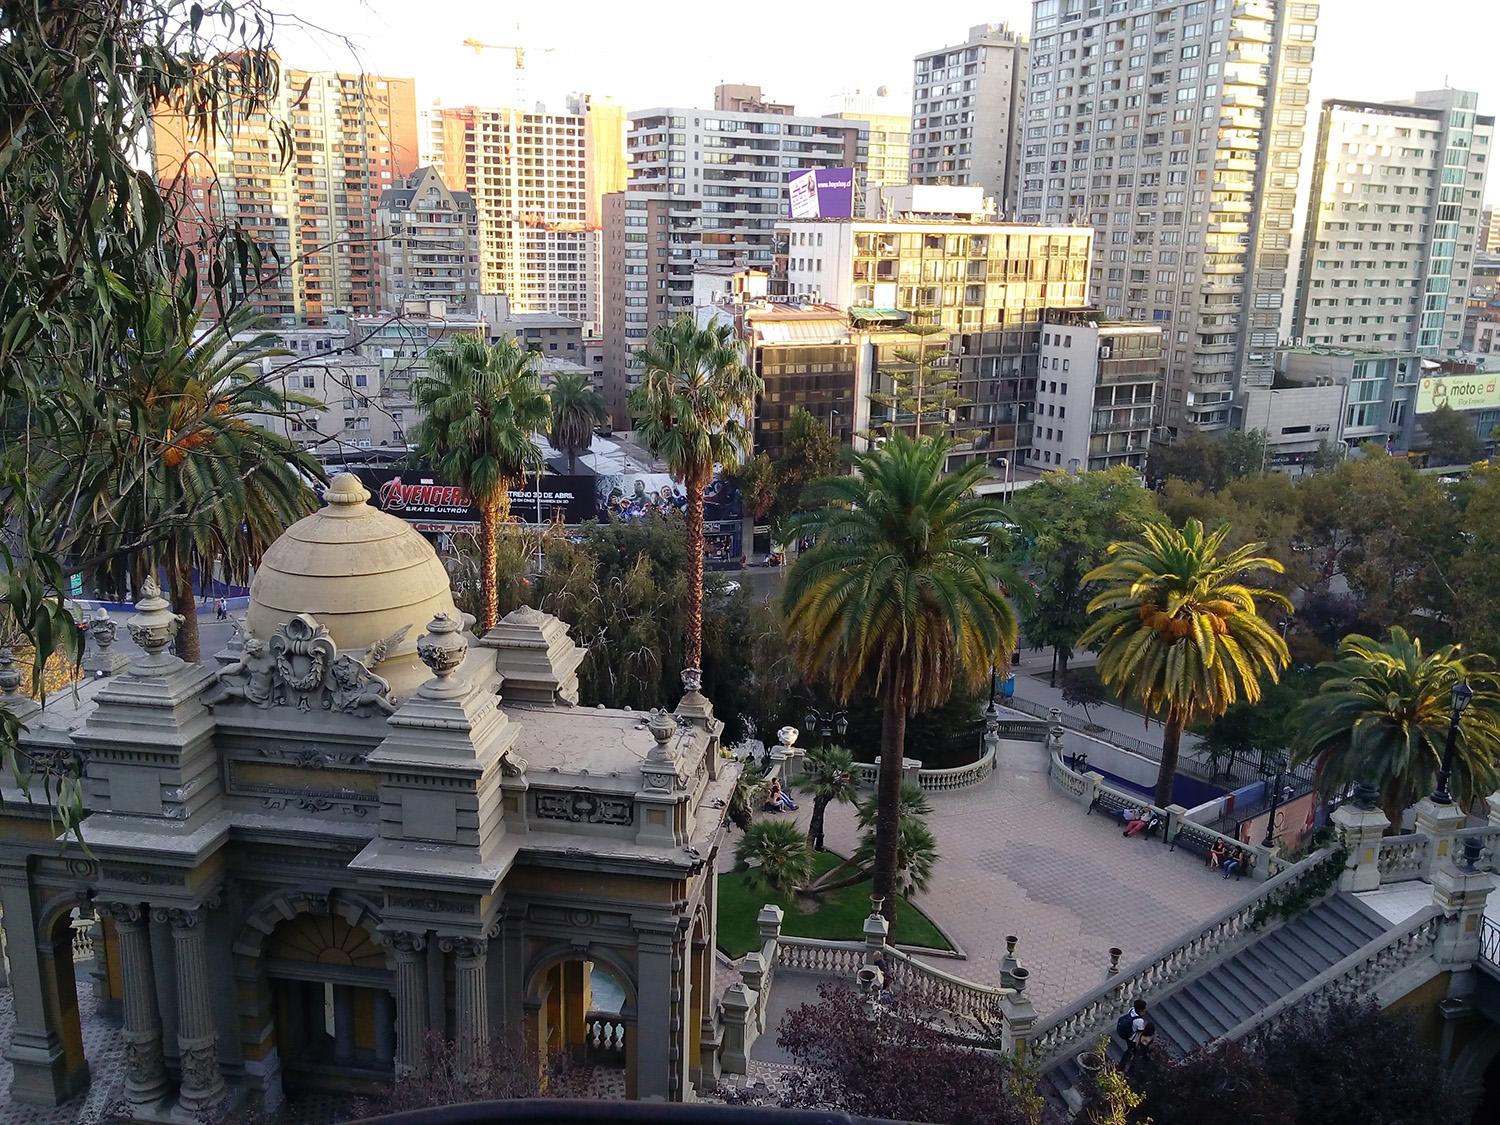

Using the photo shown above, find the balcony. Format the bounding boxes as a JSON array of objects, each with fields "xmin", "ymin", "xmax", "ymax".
[
  {"xmin": 1221, "ymin": 91, "xmax": 1265, "ymax": 110},
  {"xmin": 1227, "ymin": 47, "xmax": 1269, "ymax": 65},
  {"xmin": 1215, "ymin": 156, "xmax": 1257, "ymax": 173},
  {"xmin": 1233, "ymin": 0, "xmax": 1274, "ymax": 18},
  {"xmin": 1197, "ymin": 340, "xmax": 1237, "ymax": 355},
  {"xmin": 1208, "ymin": 221, "xmax": 1250, "ymax": 235},
  {"xmin": 1230, "ymin": 21, "xmax": 1273, "ymax": 43},
  {"xmin": 1210, "ymin": 199, "xmax": 1253, "ymax": 215}
]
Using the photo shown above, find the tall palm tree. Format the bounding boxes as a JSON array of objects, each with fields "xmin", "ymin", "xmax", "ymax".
[
  {"xmin": 630, "ymin": 314, "xmax": 761, "ymax": 672},
  {"xmin": 853, "ymin": 815, "xmax": 939, "ymax": 898},
  {"xmin": 1080, "ymin": 518, "xmax": 1291, "ymax": 807},
  {"xmin": 412, "ymin": 334, "xmax": 550, "ymax": 631},
  {"xmin": 782, "ymin": 435, "xmax": 1016, "ymax": 921},
  {"xmin": 800, "ymin": 745, "xmax": 859, "ymax": 851},
  {"xmin": 1292, "ymin": 627, "xmax": 1500, "ymax": 830},
  {"xmin": 547, "ymin": 372, "xmax": 607, "ymax": 473},
  {"xmin": 51, "ymin": 296, "xmax": 322, "ymax": 662},
  {"xmin": 736, "ymin": 818, "xmax": 816, "ymax": 895}
]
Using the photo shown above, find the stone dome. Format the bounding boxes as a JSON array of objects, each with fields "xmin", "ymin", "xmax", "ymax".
[{"xmin": 247, "ymin": 473, "xmax": 462, "ymax": 699}]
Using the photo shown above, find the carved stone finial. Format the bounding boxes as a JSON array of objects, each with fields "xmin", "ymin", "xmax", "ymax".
[
  {"xmin": 648, "ymin": 708, "xmax": 676, "ymax": 747},
  {"xmin": 0, "ymin": 648, "xmax": 21, "ymax": 699},
  {"xmin": 87, "ymin": 608, "xmax": 118, "ymax": 652},
  {"xmin": 776, "ymin": 725, "xmax": 799, "ymax": 749},
  {"xmin": 417, "ymin": 612, "xmax": 469, "ymax": 697},
  {"xmin": 681, "ymin": 667, "xmax": 703, "ymax": 694},
  {"xmin": 127, "ymin": 576, "xmax": 183, "ymax": 658}
]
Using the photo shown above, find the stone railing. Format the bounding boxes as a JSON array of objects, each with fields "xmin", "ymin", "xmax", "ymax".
[
  {"xmin": 1376, "ymin": 832, "xmax": 1430, "ymax": 882},
  {"xmin": 776, "ymin": 937, "xmax": 866, "ymax": 977},
  {"xmin": 1218, "ymin": 905, "xmax": 1444, "ymax": 1043},
  {"xmin": 1452, "ymin": 824, "xmax": 1500, "ymax": 873},
  {"xmin": 584, "ymin": 1011, "xmax": 627, "ymax": 1065},
  {"xmin": 719, "ymin": 905, "xmax": 785, "ymax": 1075},
  {"xmin": 849, "ymin": 739, "xmax": 999, "ymax": 794},
  {"xmin": 1047, "ymin": 750, "xmax": 1092, "ymax": 802},
  {"xmin": 1028, "ymin": 845, "xmax": 1337, "ymax": 1065},
  {"xmin": 991, "ymin": 718, "xmax": 1050, "ymax": 742},
  {"xmin": 882, "ymin": 946, "xmax": 1011, "ymax": 1023},
  {"xmin": 71, "ymin": 919, "xmax": 95, "ymax": 963}
]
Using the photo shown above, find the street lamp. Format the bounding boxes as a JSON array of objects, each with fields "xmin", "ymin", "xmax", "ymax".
[
  {"xmin": 1431, "ymin": 680, "xmax": 1475, "ymax": 805},
  {"xmin": 829, "ymin": 408, "xmax": 841, "ymax": 438},
  {"xmin": 1261, "ymin": 752, "xmax": 1288, "ymax": 849},
  {"xmin": 803, "ymin": 707, "xmax": 849, "ymax": 748}
]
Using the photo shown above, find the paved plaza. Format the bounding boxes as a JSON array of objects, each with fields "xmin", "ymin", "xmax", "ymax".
[{"xmin": 728, "ymin": 733, "xmax": 1243, "ymax": 1018}]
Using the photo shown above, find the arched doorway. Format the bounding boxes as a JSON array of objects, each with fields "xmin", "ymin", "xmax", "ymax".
[
  {"xmin": 526, "ymin": 952, "xmax": 634, "ymax": 1098},
  {"xmin": 264, "ymin": 913, "xmax": 394, "ymax": 1093},
  {"xmin": 38, "ymin": 905, "xmax": 91, "ymax": 1101}
]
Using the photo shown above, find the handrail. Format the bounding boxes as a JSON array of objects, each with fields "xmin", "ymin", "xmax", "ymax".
[
  {"xmin": 849, "ymin": 740, "xmax": 1001, "ymax": 794},
  {"xmin": 882, "ymin": 946, "xmax": 1012, "ymax": 1021},
  {"xmin": 1375, "ymin": 832, "xmax": 1429, "ymax": 882},
  {"xmin": 1215, "ymin": 905, "xmax": 1444, "ymax": 1043},
  {"xmin": 1028, "ymin": 844, "xmax": 1338, "ymax": 1065},
  {"xmin": 1481, "ymin": 915, "xmax": 1500, "ymax": 970}
]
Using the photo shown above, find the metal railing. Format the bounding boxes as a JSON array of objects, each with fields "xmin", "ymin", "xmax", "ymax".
[
  {"xmin": 1481, "ymin": 916, "xmax": 1500, "ymax": 972},
  {"xmin": 1027, "ymin": 844, "xmax": 1337, "ymax": 1065},
  {"xmin": 1000, "ymin": 694, "xmax": 1167, "ymax": 760}
]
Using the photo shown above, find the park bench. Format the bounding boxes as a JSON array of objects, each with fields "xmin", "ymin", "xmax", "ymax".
[
  {"xmin": 1168, "ymin": 821, "xmax": 1254, "ymax": 879},
  {"xmin": 1086, "ymin": 788, "xmax": 1163, "ymax": 840}
]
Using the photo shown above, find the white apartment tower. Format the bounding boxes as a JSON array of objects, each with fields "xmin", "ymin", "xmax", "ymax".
[
  {"xmin": 375, "ymin": 167, "xmax": 480, "ymax": 313},
  {"xmin": 1293, "ymin": 91, "xmax": 1492, "ymax": 355},
  {"xmin": 1024, "ymin": 0, "xmax": 1319, "ymax": 431},
  {"xmin": 909, "ymin": 24, "xmax": 1029, "ymax": 213}
]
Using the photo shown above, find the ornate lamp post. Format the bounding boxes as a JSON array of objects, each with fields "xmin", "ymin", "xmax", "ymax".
[
  {"xmin": 1431, "ymin": 680, "xmax": 1474, "ymax": 805},
  {"xmin": 1260, "ymin": 752, "xmax": 1288, "ymax": 850},
  {"xmin": 802, "ymin": 706, "xmax": 848, "ymax": 749}
]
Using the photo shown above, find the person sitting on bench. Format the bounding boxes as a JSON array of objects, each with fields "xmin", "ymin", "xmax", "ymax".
[
  {"xmin": 1221, "ymin": 846, "xmax": 1246, "ymax": 879},
  {"xmin": 1123, "ymin": 807, "xmax": 1152, "ymax": 837},
  {"xmin": 1207, "ymin": 839, "xmax": 1227, "ymax": 868}
]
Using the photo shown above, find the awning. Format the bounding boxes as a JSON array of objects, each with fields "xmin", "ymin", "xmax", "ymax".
[{"xmin": 849, "ymin": 307, "xmax": 908, "ymax": 323}]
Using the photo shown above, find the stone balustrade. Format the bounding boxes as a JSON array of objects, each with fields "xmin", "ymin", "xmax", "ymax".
[
  {"xmin": 1375, "ymin": 832, "xmax": 1430, "ymax": 882},
  {"xmin": 1027, "ymin": 846, "xmax": 1337, "ymax": 1065},
  {"xmin": 585, "ymin": 1012, "xmax": 627, "ymax": 1064},
  {"xmin": 882, "ymin": 947, "xmax": 1011, "ymax": 1022},
  {"xmin": 1451, "ymin": 824, "xmax": 1500, "ymax": 872},
  {"xmin": 776, "ymin": 938, "xmax": 866, "ymax": 976},
  {"xmin": 848, "ymin": 735, "xmax": 1003, "ymax": 795}
]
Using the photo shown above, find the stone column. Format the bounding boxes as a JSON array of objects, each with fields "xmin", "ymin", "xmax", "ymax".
[
  {"xmin": 160, "ymin": 904, "xmax": 226, "ymax": 1118},
  {"xmin": 633, "ymin": 930, "xmax": 675, "ymax": 1100},
  {"xmin": 388, "ymin": 932, "xmax": 429, "ymax": 1077},
  {"xmin": 1414, "ymin": 796, "xmax": 1469, "ymax": 879},
  {"xmin": 441, "ymin": 937, "xmax": 489, "ymax": 1076},
  {"xmin": 1332, "ymin": 796, "xmax": 1390, "ymax": 892},
  {"xmin": 0, "ymin": 875, "xmax": 82, "ymax": 1105},
  {"xmin": 374, "ymin": 991, "xmax": 397, "ymax": 1069},
  {"xmin": 102, "ymin": 903, "xmax": 169, "ymax": 1112}
]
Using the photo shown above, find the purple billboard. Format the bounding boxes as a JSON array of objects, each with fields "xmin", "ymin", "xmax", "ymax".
[{"xmin": 786, "ymin": 167, "xmax": 856, "ymax": 219}]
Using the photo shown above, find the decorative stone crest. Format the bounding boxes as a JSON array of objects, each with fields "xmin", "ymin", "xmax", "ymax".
[
  {"xmin": 271, "ymin": 614, "xmax": 337, "ymax": 711},
  {"xmin": 416, "ymin": 612, "xmax": 469, "ymax": 696},
  {"xmin": 209, "ymin": 618, "xmax": 408, "ymax": 715},
  {"xmin": 535, "ymin": 790, "xmax": 634, "ymax": 826},
  {"xmin": 126, "ymin": 576, "xmax": 182, "ymax": 659}
]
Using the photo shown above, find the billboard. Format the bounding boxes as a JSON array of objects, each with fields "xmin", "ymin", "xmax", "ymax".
[
  {"xmin": 786, "ymin": 167, "xmax": 856, "ymax": 220},
  {"xmin": 1416, "ymin": 373, "xmax": 1500, "ymax": 413},
  {"xmin": 348, "ymin": 469, "xmax": 596, "ymax": 530}
]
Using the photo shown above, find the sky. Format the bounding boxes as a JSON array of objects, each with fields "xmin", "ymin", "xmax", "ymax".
[{"xmin": 274, "ymin": 0, "xmax": 1500, "ymax": 201}]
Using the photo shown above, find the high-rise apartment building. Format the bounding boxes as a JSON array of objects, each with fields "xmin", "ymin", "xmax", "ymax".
[
  {"xmin": 152, "ymin": 70, "xmax": 419, "ymax": 323},
  {"xmin": 1024, "ymin": 0, "xmax": 1319, "ymax": 432},
  {"xmin": 828, "ymin": 91, "xmax": 911, "ymax": 216},
  {"xmin": 602, "ymin": 106, "xmax": 865, "ymax": 423},
  {"xmin": 1293, "ymin": 91, "xmax": 1492, "ymax": 356},
  {"xmin": 424, "ymin": 101, "xmax": 624, "ymax": 332},
  {"xmin": 375, "ymin": 167, "xmax": 480, "ymax": 312},
  {"xmin": 1479, "ymin": 205, "xmax": 1500, "ymax": 254},
  {"xmin": 909, "ymin": 23, "xmax": 1029, "ymax": 213},
  {"xmin": 713, "ymin": 84, "xmax": 794, "ymax": 116}
]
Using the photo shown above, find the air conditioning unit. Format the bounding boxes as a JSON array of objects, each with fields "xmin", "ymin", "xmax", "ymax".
[{"xmin": 1100, "ymin": 346, "xmax": 1112, "ymax": 359}]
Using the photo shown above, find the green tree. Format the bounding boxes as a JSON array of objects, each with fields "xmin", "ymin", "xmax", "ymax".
[
  {"xmin": 1292, "ymin": 627, "xmax": 1500, "ymax": 829},
  {"xmin": 775, "ymin": 408, "xmax": 843, "ymax": 513},
  {"xmin": 49, "ymin": 299, "xmax": 322, "ymax": 662},
  {"xmin": 1446, "ymin": 463, "xmax": 1500, "ymax": 656},
  {"xmin": 412, "ymin": 334, "xmax": 550, "ymax": 631},
  {"xmin": 852, "ymin": 814, "xmax": 939, "ymax": 898},
  {"xmin": 1008, "ymin": 467, "xmax": 1159, "ymax": 683},
  {"xmin": 1418, "ymin": 403, "xmax": 1483, "ymax": 466},
  {"xmin": 546, "ymin": 371, "xmax": 606, "ymax": 473},
  {"xmin": 630, "ymin": 314, "xmax": 761, "ymax": 671},
  {"xmin": 733, "ymin": 451, "xmax": 779, "ymax": 523},
  {"xmin": 1080, "ymin": 518, "xmax": 1291, "ymax": 806},
  {"xmin": 799, "ymin": 745, "xmax": 859, "ymax": 852},
  {"xmin": 736, "ymin": 818, "xmax": 815, "ymax": 895},
  {"xmin": 868, "ymin": 324, "xmax": 971, "ymax": 441},
  {"xmin": 784, "ymin": 439, "xmax": 1015, "ymax": 922}
]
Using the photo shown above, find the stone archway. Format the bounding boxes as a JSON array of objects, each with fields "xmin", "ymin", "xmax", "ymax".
[
  {"xmin": 523, "ymin": 943, "xmax": 638, "ymax": 1097},
  {"xmin": 32, "ymin": 892, "xmax": 92, "ymax": 1102},
  {"xmin": 1449, "ymin": 1021, "xmax": 1500, "ymax": 1116},
  {"xmin": 231, "ymin": 890, "xmax": 389, "ymax": 1107}
]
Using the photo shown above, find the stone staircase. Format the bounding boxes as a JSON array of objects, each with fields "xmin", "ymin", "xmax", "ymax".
[{"xmin": 1047, "ymin": 892, "xmax": 1396, "ymax": 1099}]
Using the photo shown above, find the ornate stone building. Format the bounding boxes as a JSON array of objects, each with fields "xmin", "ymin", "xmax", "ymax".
[{"xmin": 0, "ymin": 474, "xmax": 733, "ymax": 1116}]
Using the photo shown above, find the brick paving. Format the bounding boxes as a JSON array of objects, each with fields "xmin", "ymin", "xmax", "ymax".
[
  {"xmin": 727, "ymin": 735, "xmax": 1241, "ymax": 1018},
  {"xmin": 0, "ymin": 981, "xmax": 124, "ymax": 1124}
]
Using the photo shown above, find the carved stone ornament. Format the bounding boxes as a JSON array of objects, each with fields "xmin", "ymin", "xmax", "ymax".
[
  {"xmin": 385, "ymin": 930, "xmax": 427, "ymax": 954},
  {"xmin": 0, "ymin": 648, "xmax": 20, "ymax": 699},
  {"xmin": 648, "ymin": 708, "xmax": 676, "ymax": 747},
  {"xmin": 507, "ymin": 605, "xmax": 548, "ymax": 625},
  {"xmin": 270, "ymin": 614, "xmax": 337, "ymax": 711},
  {"xmin": 535, "ymin": 790, "xmax": 634, "ymax": 826},
  {"xmin": 180, "ymin": 1042, "xmax": 222, "ymax": 1094},
  {"xmin": 124, "ymin": 1035, "xmax": 165, "ymax": 1086},
  {"xmin": 87, "ymin": 608, "xmax": 118, "ymax": 652},
  {"xmin": 499, "ymin": 752, "xmax": 529, "ymax": 778},
  {"xmin": 206, "ymin": 636, "xmax": 276, "ymax": 708},
  {"xmin": 681, "ymin": 667, "xmax": 704, "ymax": 694},
  {"xmin": 417, "ymin": 612, "xmax": 468, "ymax": 695},
  {"xmin": 438, "ymin": 935, "xmax": 488, "ymax": 959},
  {"xmin": 328, "ymin": 653, "xmax": 396, "ymax": 715},
  {"xmin": 126, "ymin": 576, "xmax": 182, "ymax": 657}
]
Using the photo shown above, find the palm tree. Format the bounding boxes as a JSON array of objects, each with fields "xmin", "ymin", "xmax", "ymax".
[
  {"xmin": 630, "ymin": 314, "xmax": 761, "ymax": 672},
  {"xmin": 1292, "ymin": 627, "xmax": 1500, "ymax": 830},
  {"xmin": 782, "ymin": 435, "xmax": 1016, "ymax": 921},
  {"xmin": 736, "ymin": 818, "xmax": 815, "ymax": 895},
  {"xmin": 412, "ymin": 334, "xmax": 550, "ymax": 631},
  {"xmin": 800, "ymin": 745, "xmax": 859, "ymax": 851},
  {"xmin": 548, "ymin": 372, "xmax": 606, "ymax": 473},
  {"xmin": 1079, "ymin": 517, "xmax": 1291, "ymax": 807},
  {"xmin": 52, "ymin": 296, "xmax": 322, "ymax": 662},
  {"xmin": 853, "ymin": 815, "xmax": 939, "ymax": 897}
]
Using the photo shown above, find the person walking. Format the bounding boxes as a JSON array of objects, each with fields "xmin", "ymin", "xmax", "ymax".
[
  {"xmin": 1123, "ymin": 1020, "xmax": 1156, "ymax": 1071},
  {"xmin": 1115, "ymin": 998, "xmax": 1148, "ymax": 1059}
]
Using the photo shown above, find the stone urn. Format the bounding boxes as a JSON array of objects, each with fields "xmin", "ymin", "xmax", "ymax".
[{"xmin": 1076, "ymin": 1047, "xmax": 1105, "ymax": 1077}]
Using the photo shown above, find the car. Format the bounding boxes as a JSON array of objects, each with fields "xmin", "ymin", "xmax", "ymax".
[{"xmin": 720, "ymin": 580, "xmax": 741, "ymax": 596}]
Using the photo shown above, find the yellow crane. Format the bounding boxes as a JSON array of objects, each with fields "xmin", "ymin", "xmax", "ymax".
[{"xmin": 461, "ymin": 39, "xmax": 554, "ymax": 69}]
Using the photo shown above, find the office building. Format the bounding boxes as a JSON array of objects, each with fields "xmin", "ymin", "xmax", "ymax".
[
  {"xmin": 1479, "ymin": 205, "xmax": 1500, "ymax": 254},
  {"xmin": 425, "ymin": 102, "xmax": 619, "ymax": 331},
  {"xmin": 909, "ymin": 23, "xmax": 1029, "ymax": 213},
  {"xmin": 375, "ymin": 167, "xmax": 480, "ymax": 312},
  {"xmin": 1464, "ymin": 254, "xmax": 1500, "ymax": 356},
  {"xmin": 1293, "ymin": 90, "xmax": 1492, "ymax": 355},
  {"xmin": 602, "ymin": 105, "xmax": 865, "ymax": 424},
  {"xmin": 1024, "ymin": 0, "xmax": 1320, "ymax": 432},
  {"xmin": 1035, "ymin": 307, "xmax": 1165, "ymax": 472},
  {"xmin": 478, "ymin": 293, "xmax": 587, "ymax": 367},
  {"xmin": 152, "ymin": 69, "xmax": 419, "ymax": 322},
  {"xmin": 828, "ymin": 90, "xmax": 912, "ymax": 217},
  {"xmin": 782, "ymin": 186, "xmax": 1092, "ymax": 468}
]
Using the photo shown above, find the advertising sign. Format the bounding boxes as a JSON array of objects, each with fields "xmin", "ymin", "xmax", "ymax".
[
  {"xmin": 349, "ymin": 469, "xmax": 595, "ymax": 530},
  {"xmin": 1416, "ymin": 373, "xmax": 1500, "ymax": 413},
  {"xmin": 786, "ymin": 167, "xmax": 856, "ymax": 220}
]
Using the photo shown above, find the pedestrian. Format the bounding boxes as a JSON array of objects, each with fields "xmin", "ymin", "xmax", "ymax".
[
  {"xmin": 1123, "ymin": 806, "xmax": 1151, "ymax": 837},
  {"xmin": 1123, "ymin": 1020, "xmax": 1156, "ymax": 1071},
  {"xmin": 1115, "ymin": 999, "xmax": 1147, "ymax": 1058},
  {"xmin": 216, "ymin": 596, "xmax": 228, "ymax": 621}
]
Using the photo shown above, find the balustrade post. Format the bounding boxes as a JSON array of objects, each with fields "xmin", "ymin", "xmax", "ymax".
[
  {"xmin": 999, "ymin": 966, "xmax": 1036, "ymax": 1058},
  {"xmin": 1413, "ymin": 797, "xmax": 1468, "ymax": 881},
  {"xmin": 755, "ymin": 904, "xmax": 784, "ymax": 952},
  {"xmin": 1332, "ymin": 796, "xmax": 1390, "ymax": 891},
  {"xmin": 717, "ymin": 984, "xmax": 753, "ymax": 1075},
  {"xmin": 862, "ymin": 899, "xmax": 890, "ymax": 966},
  {"xmin": 1084, "ymin": 770, "xmax": 1104, "ymax": 806},
  {"xmin": 1163, "ymin": 804, "xmax": 1188, "ymax": 846},
  {"xmin": 1486, "ymin": 790, "xmax": 1500, "ymax": 828},
  {"xmin": 1431, "ymin": 840, "xmax": 1495, "ymax": 969}
]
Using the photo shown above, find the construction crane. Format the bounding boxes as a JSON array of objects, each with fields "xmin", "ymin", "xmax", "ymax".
[{"xmin": 461, "ymin": 39, "xmax": 555, "ymax": 69}]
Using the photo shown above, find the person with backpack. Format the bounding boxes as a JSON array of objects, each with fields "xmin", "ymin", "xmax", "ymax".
[
  {"xmin": 1123, "ymin": 1020, "xmax": 1155, "ymax": 1070},
  {"xmin": 1116, "ymin": 999, "xmax": 1148, "ymax": 1056}
]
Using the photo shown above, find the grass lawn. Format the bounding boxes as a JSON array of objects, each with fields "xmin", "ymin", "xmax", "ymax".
[{"xmin": 716, "ymin": 849, "xmax": 953, "ymax": 958}]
